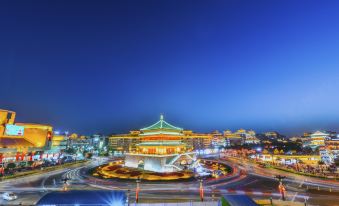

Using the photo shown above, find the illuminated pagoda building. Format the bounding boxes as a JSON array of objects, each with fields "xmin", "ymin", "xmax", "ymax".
[
  {"xmin": 124, "ymin": 115, "xmax": 196, "ymax": 173},
  {"xmin": 304, "ymin": 131, "xmax": 330, "ymax": 149}
]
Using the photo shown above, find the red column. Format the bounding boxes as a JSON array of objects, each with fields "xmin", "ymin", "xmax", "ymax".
[
  {"xmin": 16, "ymin": 152, "xmax": 20, "ymax": 162},
  {"xmin": 29, "ymin": 153, "xmax": 33, "ymax": 161},
  {"xmin": 21, "ymin": 152, "xmax": 25, "ymax": 161}
]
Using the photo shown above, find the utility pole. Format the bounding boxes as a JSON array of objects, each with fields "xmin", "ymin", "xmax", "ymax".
[{"xmin": 275, "ymin": 175, "xmax": 286, "ymax": 201}]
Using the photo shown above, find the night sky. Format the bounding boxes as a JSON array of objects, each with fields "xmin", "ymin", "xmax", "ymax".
[{"xmin": 1, "ymin": 0, "xmax": 339, "ymax": 136}]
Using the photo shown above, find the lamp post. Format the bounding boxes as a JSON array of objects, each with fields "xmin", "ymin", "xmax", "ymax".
[
  {"xmin": 62, "ymin": 177, "xmax": 70, "ymax": 191},
  {"xmin": 135, "ymin": 177, "xmax": 141, "ymax": 203},
  {"xmin": 127, "ymin": 189, "xmax": 130, "ymax": 206},
  {"xmin": 211, "ymin": 186, "xmax": 216, "ymax": 201},
  {"xmin": 275, "ymin": 175, "xmax": 286, "ymax": 201},
  {"xmin": 198, "ymin": 177, "xmax": 204, "ymax": 202}
]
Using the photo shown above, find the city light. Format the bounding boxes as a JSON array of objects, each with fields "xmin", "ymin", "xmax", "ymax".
[{"xmin": 1, "ymin": 1, "xmax": 338, "ymax": 205}]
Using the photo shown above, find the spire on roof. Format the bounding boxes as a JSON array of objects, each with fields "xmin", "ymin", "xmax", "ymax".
[{"xmin": 160, "ymin": 114, "xmax": 164, "ymax": 120}]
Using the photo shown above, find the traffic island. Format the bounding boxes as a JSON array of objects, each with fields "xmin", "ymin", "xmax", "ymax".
[{"xmin": 92, "ymin": 163, "xmax": 194, "ymax": 181}]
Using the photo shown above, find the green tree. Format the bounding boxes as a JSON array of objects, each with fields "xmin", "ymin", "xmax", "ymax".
[
  {"xmin": 273, "ymin": 148, "xmax": 280, "ymax": 155},
  {"xmin": 262, "ymin": 149, "xmax": 269, "ymax": 154},
  {"xmin": 334, "ymin": 158, "xmax": 339, "ymax": 167},
  {"xmin": 27, "ymin": 161, "xmax": 34, "ymax": 167},
  {"xmin": 6, "ymin": 163, "xmax": 16, "ymax": 169},
  {"xmin": 65, "ymin": 148, "xmax": 76, "ymax": 154},
  {"xmin": 318, "ymin": 160, "xmax": 325, "ymax": 165}
]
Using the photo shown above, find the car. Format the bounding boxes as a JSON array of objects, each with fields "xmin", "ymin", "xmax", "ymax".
[{"xmin": 2, "ymin": 192, "xmax": 17, "ymax": 201}]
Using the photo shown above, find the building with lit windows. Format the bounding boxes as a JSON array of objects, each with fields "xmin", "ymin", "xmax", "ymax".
[
  {"xmin": 109, "ymin": 119, "xmax": 214, "ymax": 155},
  {"xmin": 224, "ymin": 129, "xmax": 260, "ymax": 145},
  {"xmin": 304, "ymin": 131, "xmax": 329, "ymax": 149},
  {"xmin": 254, "ymin": 154, "xmax": 321, "ymax": 166},
  {"xmin": 50, "ymin": 134, "xmax": 68, "ymax": 152}
]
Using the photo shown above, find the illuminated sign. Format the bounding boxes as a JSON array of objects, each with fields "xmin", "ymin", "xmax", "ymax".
[{"xmin": 5, "ymin": 124, "xmax": 25, "ymax": 136}]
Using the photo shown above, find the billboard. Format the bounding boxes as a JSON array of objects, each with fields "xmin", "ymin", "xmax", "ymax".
[{"xmin": 5, "ymin": 124, "xmax": 25, "ymax": 136}]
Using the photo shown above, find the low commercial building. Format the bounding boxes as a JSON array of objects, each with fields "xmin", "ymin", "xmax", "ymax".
[
  {"xmin": 254, "ymin": 154, "xmax": 321, "ymax": 166},
  {"xmin": 0, "ymin": 109, "xmax": 61, "ymax": 165},
  {"xmin": 224, "ymin": 129, "xmax": 260, "ymax": 145}
]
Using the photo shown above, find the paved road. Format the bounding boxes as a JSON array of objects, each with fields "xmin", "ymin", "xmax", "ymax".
[
  {"xmin": 0, "ymin": 157, "xmax": 338, "ymax": 205},
  {"xmin": 0, "ymin": 161, "xmax": 92, "ymax": 205},
  {"xmin": 224, "ymin": 157, "xmax": 339, "ymax": 206}
]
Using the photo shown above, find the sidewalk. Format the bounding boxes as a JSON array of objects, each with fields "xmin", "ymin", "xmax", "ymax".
[{"xmin": 255, "ymin": 199, "xmax": 306, "ymax": 206}]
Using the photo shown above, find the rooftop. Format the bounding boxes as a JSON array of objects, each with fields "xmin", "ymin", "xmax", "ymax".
[{"xmin": 140, "ymin": 115, "xmax": 183, "ymax": 136}]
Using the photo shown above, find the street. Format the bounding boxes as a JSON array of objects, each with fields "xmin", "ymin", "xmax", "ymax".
[{"xmin": 0, "ymin": 158, "xmax": 338, "ymax": 205}]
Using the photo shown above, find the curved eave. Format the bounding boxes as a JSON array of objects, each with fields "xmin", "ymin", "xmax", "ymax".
[
  {"xmin": 140, "ymin": 131, "xmax": 183, "ymax": 136},
  {"xmin": 140, "ymin": 120, "xmax": 182, "ymax": 131}
]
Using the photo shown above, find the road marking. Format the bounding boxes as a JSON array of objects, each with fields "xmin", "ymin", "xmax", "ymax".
[
  {"xmin": 292, "ymin": 192, "xmax": 298, "ymax": 202},
  {"xmin": 243, "ymin": 179, "xmax": 258, "ymax": 186},
  {"xmin": 40, "ymin": 175, "xmax": 50, "ymax": 191}
]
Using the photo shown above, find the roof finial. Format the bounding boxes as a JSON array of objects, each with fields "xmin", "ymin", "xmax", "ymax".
[{"xmin": 160, "ymin": 114, "xmax": 164, "ymax": 120}]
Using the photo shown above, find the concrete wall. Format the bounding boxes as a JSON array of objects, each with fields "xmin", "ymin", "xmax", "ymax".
[
  {"xmin": 125, "ymin": 154, "xmax": 143, "ymax": 168},
  {"xmin": 144, "ymin": 156, "xmax": 167, "ymax": 172},
  {"xmin": 124, "ymin": 154, "xmax": 176, "ymax": 172}
]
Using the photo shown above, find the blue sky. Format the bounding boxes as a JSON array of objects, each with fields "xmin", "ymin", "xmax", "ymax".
[{"xmin": 1, "ymin": 0, "xmax": 339, "ymax": 135}]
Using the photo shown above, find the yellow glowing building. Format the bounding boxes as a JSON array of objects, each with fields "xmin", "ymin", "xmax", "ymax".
[
  {"xmin": 109, "ymin": 119, "xmax": 213, "ymax": 154},
  {"xmin": 123, "ymin": 115, "xmax": 196, "ymax": 172},
  {"xmin": 0, "ymin": 109, "xmax": 57, "ymax": 164},
  {"xmin": 257, "ymin": 154, "xmax": 321, "ymax": 166},
  {"xmin": 304, "ymin": 131, "xmax": 329, "ymax": 149}
]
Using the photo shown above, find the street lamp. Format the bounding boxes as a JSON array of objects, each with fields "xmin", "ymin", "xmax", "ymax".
[
  {"xmin": 135, "ymin": 176, "xmax": 141, "ymax": 203},
  {"xmin": 198, "ymin": 176, "xmax": 204, "ymax": 202},
  {"xmin": 211, "ymin": 186, "xmax": 216, "ymax": 201},
  {"xmin": 127, "ymin": 189, "xmax": 130, "ymax": 206},
  {"xmin": 275, "ymin": 175, "xmax": 286, "ymax": 201},
  {"xmin": 62, "ymin": 177, "xmax": 70, "ymax": 191}
]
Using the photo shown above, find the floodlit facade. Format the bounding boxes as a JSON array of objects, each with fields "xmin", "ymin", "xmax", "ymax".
[
  {"xmin": 109, "ymin": 120, "xmax": 214, "ymax": 155},
  {"xmin": 254, "ymin": 154, "xmax": 321, "ymax": 166},
  {"xmin": 0, "ymin": 109, "xmax": 62, "ymax": 165},
  {"xmin": 123, "ymin": 115, "xmax": 196, "ymax": 172},
  {"xmin": 304, "ymin": 131, "xmax": 329, "ymax": 149},
  {"xmin": 224, "ymin": 129, "xmax": 260, "ymax": 145}
]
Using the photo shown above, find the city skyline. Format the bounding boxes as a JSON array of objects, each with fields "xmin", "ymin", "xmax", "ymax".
[
  {"xmin": 1, "ymin": 0, "xmax": 339, "ymax": 135},
  {"xmin": 1, "ymin": 1, "xmax": 339, "ymax": 205}
]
